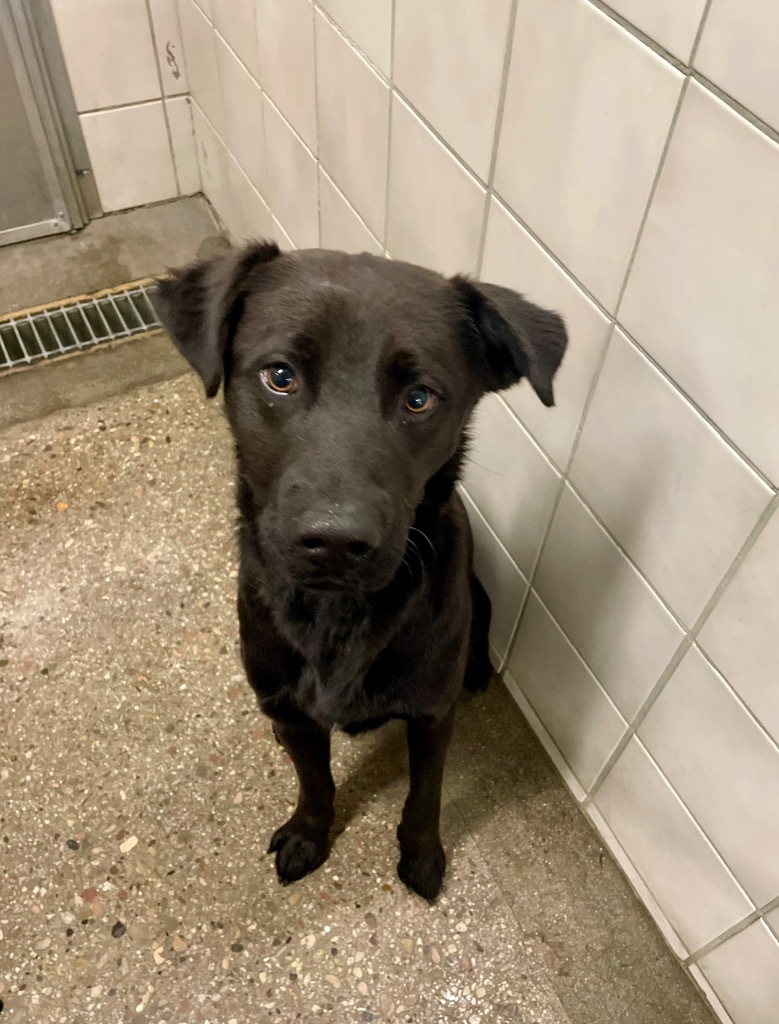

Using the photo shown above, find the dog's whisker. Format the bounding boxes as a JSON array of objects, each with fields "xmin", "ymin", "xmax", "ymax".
[{"xmin": 409, "ymin": 526, "xmax": 436, "ymax": 557}]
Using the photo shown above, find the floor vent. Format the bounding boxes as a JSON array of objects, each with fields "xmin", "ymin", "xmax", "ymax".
[{"xmin": 0, "ymin": 279, "xmax": 162, "ymax": 372}]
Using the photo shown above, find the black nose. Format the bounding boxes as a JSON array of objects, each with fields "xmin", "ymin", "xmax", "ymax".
[{"xmin": 296, "ymin": 508, "xmax": 381, "ymax": 563}]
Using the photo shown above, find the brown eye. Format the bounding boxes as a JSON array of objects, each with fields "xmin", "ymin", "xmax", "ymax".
[
  {"xmin": 262, "ymin": 364, "xmax": 298, "ymax": 394},
  {"xmin": 404, "ymin": 386, "xmax": 437, "ymax": 414}
]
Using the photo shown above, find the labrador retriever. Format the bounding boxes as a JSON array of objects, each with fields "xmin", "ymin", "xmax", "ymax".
[{"xmin": 155, "ymin": 242, "xmax": 567, "ymax": 902}]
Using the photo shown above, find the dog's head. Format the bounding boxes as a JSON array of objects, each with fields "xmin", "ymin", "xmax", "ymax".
[{"xmin": 155, "ymin": 243, "xmax": 567, "ymax": 593}]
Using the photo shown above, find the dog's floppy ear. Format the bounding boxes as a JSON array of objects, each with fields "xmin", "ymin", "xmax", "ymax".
[
  {"xmin": 153, "ymin": 240, "xmax": 281, "ymax": 397},
  {"xmin": 452, "ymin": 276, "xmax": 568, "ymax": 406}
]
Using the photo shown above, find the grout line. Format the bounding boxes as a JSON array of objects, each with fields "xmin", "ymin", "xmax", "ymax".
[
  {"xmin": 320, "ymin": 167, "xmax": 384, "ymax": 252},
  {"xmin": 381, "ymin": 0, "xmax": 397, "ymax": 251},
  {"xmin": 78, "ymin": 96, "xmax": 168, "ymax": 117},
  {"xmin": 587, "ymin": 0, "xmax": 688, "ymax": 68},
  {"xmin": 688, "ymin": 0, "xmax": 716, "ymax": 65},
  {"xmin": 311, "ymin": 0, "xmax": 323, "ymax": 247},
  {"xmin": 144, "ymin": 0, "xmax": 181, "ymax": 196},
  {"xmin": 584, "ymin": 491, "xmax": 779, "ymax": 802},
  {"xmin": 474, "ymin": 0, "xmax": 519, "ymax": 279},
  {"xmin": 312, "ymin": 2, "xmax": 390, "ymax": 85},
  {"xmin": 686, "ymin": 908, "xmax": 764, "ymax": 966},
  {"xmin": 690, "ymin": 70, "xmax": 779, "ymax": 146}
]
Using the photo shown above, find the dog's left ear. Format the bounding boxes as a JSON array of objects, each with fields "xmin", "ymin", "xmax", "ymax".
[
  {"xmin": 154, "ymin": 240, "xmax": 281, "ymax": 397},
  {"xmin": 452, "ymin": 276, "xmax": 568, "ymax": 406}
]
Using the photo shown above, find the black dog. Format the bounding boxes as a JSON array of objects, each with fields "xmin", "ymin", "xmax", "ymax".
[{"xmin": 155, "ymin": 243, "xmax": 567, "ymax": 901}]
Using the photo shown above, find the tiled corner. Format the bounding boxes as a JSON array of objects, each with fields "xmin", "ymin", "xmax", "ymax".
[
  {"xmin": 223, "ymin": 155, "xmax": 275, "ymax": 245},
  {"xmin": 534, "ymin": 484, "xmax": 684, "ymax": 721},
  {"xmin": 698, "ymin": 505, "xmax": 779, "ymax": 744},
  {"xmin": 640, "ymin": 645, "xmax": 779, "ymax": 907},
  {"xmin": 480, "ymin": 198, "xmax": 612, "ymax": 468},
  {"xmin": 317, "ymin": 0, "xmax": 392, "ymax": 76},
  {"xmin": 149, "ymin": 0, "xmax": 188, "ymax": 95},
  {"xmin": 570, "ymin": 330, "xmax": 772, "ymax": 626},
  {"xmin": 494, "ymin": 0, "xmax": 683, "ymax": 310},
  {"xmin": 507, "ymin": 591, "xmax": 626, "ymax": 790},
  {"xmin": 460, "ymin": 489, "xmax": 528, "ymax": 665},
  {"xmin": 695, "ymin": 0, "xmax": 779, "ymax": 133},
  {"xmin": 386, "ymin": 95, "xmax": 486, "ymax": 275},
  {"xmin": 213, "ymin": 0, "xmax": 260, "ymax": 80},
  {"xmin": 79, "ymin": 102, "xmax": 177, "ymax": 213},
  {"xmin": 697, "ymin": 921, "xmax": 779, "ymax": 1024},
  {"xmin": 462, "ymin": 394, "xmax": 560, "ymax": 579},
  {"xmin": 606, "ymin": 0, "xmax": 708, "ymax": 60},
  {"xmin": 179, "ymin": 0, "xmax": 223, "ymax": 135},
  {"xmin": 595, "ymin": 738, "xmax": 753, "ymax": 952},
  {"xmin": 165, "ymin": 96, "xmax": 200, "ymax": 195},
  {"xmin": 315, "ymin": 10, "xmax": 390, "ymax": 238},
  {"xmin": 319, "ymin": 169, "xmax": 383, "ymax": 255},
  {"xmin": 215, "ymin": 35, "xmax": 266, "ymax": 195},
  {"xmin": 620, "ymin": 83, "xmax": 779, "ymax": 485},
  {"xmin": 52, "ymin": 0, "xmax": 160, "ymax": 111},
  {"xmin": 393, "ymin": 0, "xmax": 513, "ymax": 181},
  {"xmin": 262, "ymin": 97, "xmax": 319, "ymax": 249},
  {"xmin": 256, "ymin": 0, "xmax": 317, "ymax": 151},
  {"xmin": 766, "ymin": 906, "xmax": 779, "ymax": 943},
  {"xmin": 192, "ymin": 100, "xmax": 231, "ymax": 233}
]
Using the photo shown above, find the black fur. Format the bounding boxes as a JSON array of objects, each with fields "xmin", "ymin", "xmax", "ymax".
[{"xmin": 155, "ymin": 245, "xmax": 567, "ymax": 901}]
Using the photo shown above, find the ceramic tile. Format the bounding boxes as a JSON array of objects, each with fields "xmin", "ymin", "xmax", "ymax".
[
  {"xmin": 256, "ymin": 0, "xmax": 317, "ymax": 150},
  {"xmin": 394, "ymin": 0, "xmax": 513, "ymax": 180},
  {"xmin": 460, "ymin": 489, "xmax": 529, "ymax": 664},
  {"xmin": 213, "ymin": 0, "xmax": 260, "ymax": 79},
  {"xmin": 192, "ymin": 100, "xmax": 231, "ymax": 233},
  {"xmin": 495, "ymin": 0, "xmax": 683, "ymax": 310},
  {"xmin": 262, "ymin": 97, "xmax": 319, "ymax": 249},
  {"xmin": 640, "ymin": 645, "xmax": 779, "ymax": 906},
  {"xmin": 698, "ymin": 922, "xmax": 779, "ymax": 1024},
  {"xmin": 696, "ymin": 0, "xmax": 779, "ymax": 132},
  {"xmin": 535, "ymin": 485, "xmax": 684, "ymax": 720},
  {"xmin": 190, "ymin": 0, "xmax": 210, "ymax": 17},
  {"xmin": 166, "ymin": 96, "xmax": 200, "ymax": 195},
  {"xmin": 79, "ymin": 102, "xmax": 177, "ymax": 213},
  {"xmin": 596, "ymin": 738, "xmax": 753, "ymax": 952},
  {"xmin": 150, "ymin": 0, "xmax": 189, "ymax": 94},
  {"xmin": 570, "ymin": 330, "xmax": 772, "ymax": 626},
  {"xmin": 507, "ymin": 591, "xmax": 626, "ymax": 790},
  {"xmin": 386, "ymin": 95, "xmax": 486, "ymax": 276},
  {"xmin": 620, "ymin": 83, "xmax": 779, "ymax": 484},
  {"xmin": 315, "ymin": 10, "xmax": 390, "ymax": 237},
  {"xmin": 699, "ymin": 507, "xmax": 779, "ymax": 744},
  {"xmin": 319, "ymin": 169, "xmax": 383, "ymax": 255},
  {"xmin": 52, "ymin": 0, "xmax": 159, "ymax": 111},
  {"xmin": 216, "ymin": 35, "xmax": 266, "ymax": 194},
  {"xmin": 606, "ymin": 0, "xmax": 708, "ymax": 60},
  {"xmin": 222, "ymin": 154, "xmax": 275, "ymax": 245},
  {"xmin": 480, "ymin": 198, "xmax": 612, "ymax": 468},
  {"xmin": 179, "ymin": 0, "xmax": 223, "ymax": 135},
  {"xmin": 766, "ymin": 906, "xmax": 779, "ymax": 942},
  {"xmin": 462, "ymin": 394, "xmax": 560, "ymax": 579},
  {"xmin": 317, "ymin": 0, "xmax": 392, "ymax": 76}
]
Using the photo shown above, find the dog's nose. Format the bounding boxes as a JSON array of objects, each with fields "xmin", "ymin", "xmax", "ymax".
[{"xmin": 296, "ymin": 508, "xmax": 380, "ymax": 562}]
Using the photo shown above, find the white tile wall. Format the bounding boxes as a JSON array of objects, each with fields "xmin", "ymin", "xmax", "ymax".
[
  {"xmin": 317, "ymin": 0, "xmax": 392, "ymax": 76},
  {"xmin": 640, "ymin": 646, "xmax": 779, "ymax": 907},
  {"xmin": 179, "ymin": 0, "xmax": 223, "ymax": 135},
  {"xmin": 393, "ymin": 0, "xmax": 513, "ymax": 181},
  {"xmin": 191, "ymin": 100, "xmax": 231, "ymax": 230},
  {"xmin": 696, "ymin": 0, "xmax": 779, "ymax": 133},
  {"xmin": 315, "ymin": 10, "xmax": 390, "ymax": 237},
  {"xmin": 508, "ymin": 592, "xmax": 626, "ymax": 789},
  {"xmin": 698, "ymin": 922, "xmax": 779, "ymax": 1024},
  {"xmin": 494, "ymin": 0, "xmax": 683, "ymax": 310},
  {"xmin": 534, "ymin": 485, "xmax": 684, "ymax": 720},
  {"xmin": 620, "ymin": 83, "xmax": 779, "ymax": 485},
  {"xmin": 319, "ymin": 170, "xmax": 382, "ymax": 255},
  {"xmin": 480, "ymin": 199, "xmax": 612, "ymax": 468},
  {"xmin": 213, "ymin": 0, "xmax": 260, "ymax": 80},
  {"xmin": 387, "ymin": 96, "xmax": 485, "ymax": 276},
  {"xmin": 262, "ymin": 98, "xmax": 318, "ymax": 249},
  {"xmin": 595, "ymin": 738, "xmax": 753, "ymax": 952},
  {"xmin": 606, "ymin": 0, "xmax": 708, "ymax": 60},
  {"xmin": 570, "ymin": 330, "xmax": 772, "ymax": 626},
  {"xmin": 256, "ymin": 0, "xmax": 316, "ymax": 150},
  {"xmin": 150, "ymin": 0, "xmax": 189, "ymax": 95},
  {"xmin": 166, "ymin": 97, "xmax": 200, "ymax": 195},
  {"xmin": 224, "ymin": 155, "xmax": 275, "ymax": 244},
  {"xmin": 216, "ymin": 35, "xmax": 266, "ymax": 194},
  {"xmin": 80, "ymin": 102, "xmax": 177, "ymax": 213}
]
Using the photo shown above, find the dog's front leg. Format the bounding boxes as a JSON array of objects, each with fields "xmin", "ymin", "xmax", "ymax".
[
  {"xmin": 268, "ymin": 718, "xmax": 335, "ymax": 884},
  {"xmin": 397, "ymin": 706, "xmax": 455, "ymax": 902}
]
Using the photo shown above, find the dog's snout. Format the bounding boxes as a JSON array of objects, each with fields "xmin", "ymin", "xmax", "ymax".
[{"xmin": 295, "ymin": 507, "xmax": 381, "ymax": 565}]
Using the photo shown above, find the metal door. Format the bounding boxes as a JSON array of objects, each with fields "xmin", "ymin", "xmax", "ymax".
[{"xmin": 0, "ymin": 0, "xmax": 99, "ymax": 247}]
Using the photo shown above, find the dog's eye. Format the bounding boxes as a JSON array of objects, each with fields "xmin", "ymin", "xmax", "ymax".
[
  {"xmin": 262, "ymin": 364, "xmax": 298, "ymax": 395},
  {"xmin": 404, "ymin": 387, "xmax": 437, "ymax": 415}
]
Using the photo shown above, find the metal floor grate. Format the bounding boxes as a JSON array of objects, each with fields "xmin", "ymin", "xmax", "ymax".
[{"xmin": 0, "ymin": 279, "xmax": 162, "ymax": 372}]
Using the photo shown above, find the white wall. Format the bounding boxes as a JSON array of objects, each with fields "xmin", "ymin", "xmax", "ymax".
[
  {"xmin": 172, "ymin": 3, "xmax": 779, "ymax": 1022},
  {"xmin": 51, "ymin": 0, "xmax": 200, "ymax": 212}
]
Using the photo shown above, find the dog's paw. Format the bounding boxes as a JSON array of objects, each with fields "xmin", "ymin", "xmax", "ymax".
[
  {"xmin": 396, "ymin": 826, "xmax": 446, "ymax": 903},
  {"xmin": 268, "ymin": 818, "xmax": 329, "ymax": 884}
]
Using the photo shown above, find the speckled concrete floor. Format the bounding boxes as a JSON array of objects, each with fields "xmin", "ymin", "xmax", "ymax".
[{"xmin": 0, "ymin": 374, "xmax": 715, "ymax": 1024}]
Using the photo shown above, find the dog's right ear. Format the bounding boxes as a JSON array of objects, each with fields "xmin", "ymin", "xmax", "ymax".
[{"xmin": 153, "ymin": 240, "xmax": 281, "ymax": 397}]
